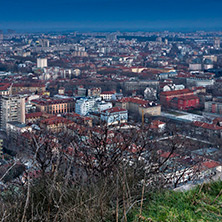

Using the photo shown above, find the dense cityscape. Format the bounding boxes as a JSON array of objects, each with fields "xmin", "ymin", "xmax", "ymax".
[{"xmin": 1, "ymin": 29, "xmax": 222, "ymax": 220}]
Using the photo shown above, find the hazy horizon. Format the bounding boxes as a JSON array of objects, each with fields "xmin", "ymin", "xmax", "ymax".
[{"xmin": 1, "ymin": 0, "xmax": 222, "ymax": 32}]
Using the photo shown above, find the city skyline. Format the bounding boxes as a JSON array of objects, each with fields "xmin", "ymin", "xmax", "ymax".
[
  {"xmin": 2, "ymin": 1, "xmax": 222, "ymax": 219},
  {"xmin": 1, "ymin": 0, "xmax": 222, "ymax": 32}
]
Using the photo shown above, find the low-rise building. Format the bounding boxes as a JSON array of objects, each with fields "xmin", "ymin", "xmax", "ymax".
[
  {"xmin": 189, "ymin": 58, "xmax": 202, "ymax": 71},
  {"xmin": 186, "ymin": 78, "xmax": 214, "ymax": 87},
  {"xmin": 100, "ymin": 91, "xmax": 116, "ymax": 101},
  {"xmin": 25, "ymin": 112, "xmax": 44, "ymax": 123},
  {"xmin": 116, "ymin": 97, "xmax": 161, "ymax": 116},
  {"xmin": 31, "ymin": 98, "xmax": 75, "ymax": 114},
  {"xmin": 0, "ymin": 83, "xmax": 12, "ymax": 96},
  {"xmin": 40, "ymin": 116, "xmax": 74, "ymax": 132},
  {"xmin": 97, "ymin": 101, "xmax": 112, "ymax": 112},
  {"xmin": 12, "ymin": 83, "xmax": 46, "ymax": 95},
  {"xmin": 75, "ymin": 97, "xmax": 97, "ymax": 116},
  {"xmin": 58, "ymin": 87, "xmax": 65, "ymax": 95},
  {"xmin": 192, "ymin": 118, "xmax": 222, "ymax": 139},
  {"xmin": 88, "ymin": 87, "xmax": 101, "ymax": 97},
  {"xmin": 205, "ymin": 101, "xmax": 222, "ymax": 115},
  {"xmin": 77, "ymin": 86, "xmax": 87, "ymax": 97},
  {"xmin": 158, "ymin": 70, "xmax": 177, "ymax": 80},
  {"xmin": 150, "ymin": 120, "xmax": 166, "ymax": 132},
  {"xmin": 160, "ymin": 89, "xmax": 194, "ymax": 107},
  {"xmin": 65, "ymin": 113, "xmax": 93, "ymax": 127},
  {"xmin": 170, "ymin": 95, "xmax": 200, "ymax": 111},
  {"xmin": 6, "ymin": 121, "xmax": 31, "ymax": 139},
  {"xmin": 163, "ymin": 84, "xmax": 185, "ymax": 92},
  {"xmin": 101, "ymin": 107, "xmax": 128, "ymax": 125}
]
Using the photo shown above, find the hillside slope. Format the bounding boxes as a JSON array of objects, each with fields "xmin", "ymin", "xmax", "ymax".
[{"xmin": 129, "ymin": 181, "xmax": 222, "ymax": 222}]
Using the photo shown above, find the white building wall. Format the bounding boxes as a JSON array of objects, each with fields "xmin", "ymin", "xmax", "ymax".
[
  {"xmin": 1, "ymin": 96, "xmax": 25, "ymax": 129},
  {"xmin": 100, "ymin": 94, "xmax": 114, "ymax": 101},
  {"xmin": 37, "ymin": 58, "xmax": 47, "ymax": 68},
  {"xmin": 101, "ymin": 111, "xmax": 128, "ymax": 125},
  {"xmin": 97, "ymin": 102, "xmax": 112, "ymax": 112},
  {"xmin": 75, "ymin": 98, "xmax": 96, "ymax": 116}
]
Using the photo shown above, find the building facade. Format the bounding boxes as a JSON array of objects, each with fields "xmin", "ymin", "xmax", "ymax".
[
  {"xmin": 170, "ymin": 95, "xmax": 200, "ymax": 110},
  {"xmin": 116, "ymin": 97, "xmax": 161, "ymax": 116},
  {"xmin": 37, "ymin": 58, "xmax": 47, "ymax": 68},
  {"xmin": 186, "ymin": 78, "xmax": 214, "ymax": 87},
  {"xmin": 205, "ymin": 101, "xmax": 222, "ymax": 115},
  {"xmin": 12, "ymin": 83, "xmax": 46, "ymax": 95},
  {"xmin": 100, "ymin": 91, "xmax": 116, "ymax": 101},
  {"xmin": 88, "ymin": 87, "xmax": 101, "ymax": 97},
  {"xmin": 75, "ymin": 98, "xmax": 97, "ymax": 116},
  {"xmin": 0, "ymin": 95, "xmax": 26, "ymax": 129},
  {"xmin": 31, "ymin": 98, "xmax": 75, "ymax": 114},
  {"xmin": 160, "ymin": 89, "xmax": 194, "ymax": 106},
  {"xmin": 101, "ymin": 107, "xmax": 128, "ymax": 125},
  {"xmin": 40, "ymin": 116, "xmax": 74, "ymax": 132},
  {"xmin": 0, "ymin": 83, "xmax": 12, "ymax": 96}
]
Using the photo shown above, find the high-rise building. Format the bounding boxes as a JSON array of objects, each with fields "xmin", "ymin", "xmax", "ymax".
[
  {"xmin": 37, "ymin": 58, "xmax": 47, "ymax": 68},
  {"xmin": 0, "ymin": 95, "xmax": 25, "ymax": 130},
  {"xmin": 214, "ymin": 38, "xmax": 220, "ymax": 49},
  {"xmin": 0, "ymin": 30, "xmax": 3, "ymax": 42},
  {"xmin": 41, "ymin": 39, "xmax": 50, "ymax": 47}
]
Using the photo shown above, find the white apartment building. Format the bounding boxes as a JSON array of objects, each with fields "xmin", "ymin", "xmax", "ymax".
[
  {"xmin": 75, "ymin": 98, "xmax": 97, "ymax": 116},
  {"xmin": 100, "ymin": 91, "xmax": 116, "ymax": 101},
  {"xmin": 97, "ymin": 101, "xmax": 112, "ymax": 112},
  {"xmin": 37, "ymin": 58, "xmax": 47, "ymax": 68},
  {"xmin": 186, "ymin": 78, "xmax": 214, "ymax": 87},
  {"xmin": 101, "ymin": 107, "xmax": 128, "ymax": 125},
  {"xmin": 0, "ymin": 95, "xmax": 26, "ymax": 130}
]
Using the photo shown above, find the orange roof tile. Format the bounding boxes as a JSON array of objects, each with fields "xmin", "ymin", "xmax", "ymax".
[{"xmin": 161, "ymin": 89, "xmax": 192, "ymax": 96}]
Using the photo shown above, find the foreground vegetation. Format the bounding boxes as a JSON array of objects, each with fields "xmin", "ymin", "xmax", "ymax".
[
  {"xmin": 1, "ymin": 178, "xmax": 222, "ymax": 221},
  {"xmin": 129, "ymin": 181, "xmax": 222, "ymax": 222},
  {"xmin": 1, "ymin": 126, "xmax": 221, "ymax": 221}
]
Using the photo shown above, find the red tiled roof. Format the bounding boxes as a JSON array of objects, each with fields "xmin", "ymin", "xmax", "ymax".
[
  {"xmin": 32, "ymin": 98, "xmax": 74, "ymax": 106},
  {"xmin": 66, "ymin": 113, "xmax": 80, "ymax": 117},
  {"xmin": 150, "ymin": 120, "xmax": 165, "ymax": 129},
  {"xmin": 117, "ymin": 97, "xmax": 160, "ymax": 108},
  {"xmin": 101, "ymin": 91, "xmax": 116, "ymax": 95},
  {"xmin": 160, "ymin": 89, "xmax": 192, "ymax": 96},
  {"xmin": 102, "ymin": 107, "xmax": 127, "ymax": 113},
  {"xmin": 160, "ymin": 151, "xmax": 179, "ymax": 158},
  {"xmin": 202, "ymin": 161, "xmax": 220, "ymax": 169},
  {"xmin": 41, "ymin": 116, "xmax": 73, "ymax": 125},
  {"xmin": 66, "ymin": 112, "xmax": 92, "ymax": 121},
  {"xmin": 26, "ymin": 112, "xmax": 43, "ymax": 119},
  {"xmin": 194, "ymin": 86, "xmax": 205, "ymax": 90},
  {"xmin": 13, "ymin": 83, "xmax": 45, "ymax": 88},
  {"xmin": 0, "ymin": 83, "xmax": 11, "ymax": 91},
  {"xmin": 117, "ymin": 97, "xmax": 148, "ymax": 106},
  {"xmin": 193, "ymin": 121, "xmax": 222, "ymax": 130}
]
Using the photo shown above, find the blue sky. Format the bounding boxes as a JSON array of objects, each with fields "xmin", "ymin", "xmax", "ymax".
[{"xmin": 1, "ymin": 0, "xmax": 222, "ymax": 32}]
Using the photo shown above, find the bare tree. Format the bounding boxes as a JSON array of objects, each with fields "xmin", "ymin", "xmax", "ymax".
[{"xmin": 0, "ymin": 121, "xmax": 198, "ymax": 221}]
